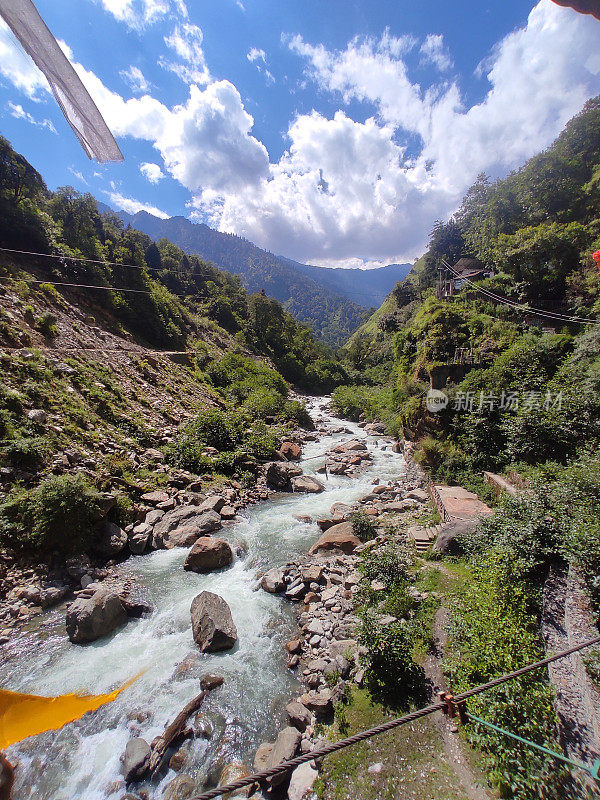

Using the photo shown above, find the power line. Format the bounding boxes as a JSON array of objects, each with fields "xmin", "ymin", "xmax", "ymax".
[
  {"xmin": 191, "ymin": 635, "xmax": 600, "ymax": 800},
  {"xmin": 0, "ymin": 275, "xmax": 209, "ymax": 300},
  {"xmin": 0, "ymin": 276, "xmax": 160, "ymax": 295},
  {"xmin": 442, "ymin": 260, "xmax": 600, "ymax": 326},
  {"xmin": 0, "ymin": 245, "xmax": 209, "ymax": 277}
]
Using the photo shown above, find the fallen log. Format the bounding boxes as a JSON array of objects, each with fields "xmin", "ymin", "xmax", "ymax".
[{"xmin": 145, "ymin": 675, "xmax": 224, "ymax": 777}]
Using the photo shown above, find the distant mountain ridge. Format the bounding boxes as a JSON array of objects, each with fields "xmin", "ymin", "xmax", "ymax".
[{"xmin": 109, "ymin": 208, "xmax": 411, "ymax": 346}]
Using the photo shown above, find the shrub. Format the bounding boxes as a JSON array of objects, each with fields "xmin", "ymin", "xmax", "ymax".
[
  {"xmin": 243, "ymin": 388, "xmax": 282, "ymax": 420},
  {"xmin": 0, "ymin": 474, "xmax": 104, "ymax": 553},
  {"xmin": 36, "ymin": 312, "xmax": 59, "ymax": 338},
  {"xmin": 0, "ymin": 386, "xmax": 24, "ymax": 414},
  {"xmin": 282, "ymin": 399, "xmax": 313, "ymax": 428},
  {"xmin": 358, "ymin": 542, "xmax": 411, "ymax": 590},
  {"xmin": 241, "ymin": 422, "xmax": 279, "ymax": 461},
  {"xmin": 1, "ymin": 437, "xmax": 48, "ymax": 472},
  {"xmin": 446, "ymin": 549, "xmax": 565, "ymax": 799},
  {"xmin": 360, "ymin": 615, "xmax": 425, "ymax": 708},
  {"xmin": 349, "ymin": 510, "xmax": 377, "ymax": 542}
]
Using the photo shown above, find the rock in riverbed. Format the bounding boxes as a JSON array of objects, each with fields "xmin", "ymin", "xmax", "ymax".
[
  {"xmin": 121, "ymin": 737, "xmax": 150, "ymax": 783},
  {"xmin": 288, "ymin": 761, "xmax": 318, "ymax": 800},
  {"xmin": 265, "ymin": 462, "xmax": 303, "ymax": 489},
  {"xmin": 266, "ymin": 727, "xmax": 301, "ymax": 786},
  {"xmin": 260, "ymin": 567, "xmax": 285, "ymax": 593},
  {"xmin": 184, "ymin": 538, "xmax": 233, "ymax": 573},
  {"xmin": 65, "ymin": 587, "xmax": 128, "ymax": 644},
  {"xmin": 191, "ymin": 591, "xmax": 237, "ymax": 652},
  {"xmin": 152, "ymin": 506, "xmax": 222, "ymax": 549},
  {"xmin": 291, "ymin": 475, "xmax": 325, "ymax": 494},
  {"xmin": 308, "ymin": 522, "xmax": 360, "ymax": 555}
]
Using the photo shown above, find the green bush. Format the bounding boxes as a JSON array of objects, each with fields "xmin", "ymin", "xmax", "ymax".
[
  {"xmin": 1, "ymin": 437, "xmax": 49, "ymax": 472},
  {"xmin": 243, "ymin": 387, "xmax": 282, "ymax": 420},
  {"xmin": 358, "ymin": 542, "xmax": 411, "ymax": 590},
  {"xmin": 0, "ymin": 386, "xmax": 24, "ymax": 414},
  {"xmin": 282, "ymin": 399, "xmax": 313, "ymax": 428},
  {"xmin": 360, "ymin": 615, "xmax": 425, "ymax": 709},
  {"xmin": 241, "ymin": 421, "xmax": 279, "ymax": 460},
  {"xmin": 0, "ymin": 474, "xmax": 104, "ymax": 553},
  {"xmin": 36, "ymin": 312, "xmax": 59, "ymax": 338},
  {"xmin": 446, "ymin": 549, "xmax": 565, "ymax": 799},
  {"xmin": 349, "ymin": 510, "xmax": 377, "ymax": 542},
  {"xmin": 0, "ymin": 410, "xmax": 13, "ymax": 439}
]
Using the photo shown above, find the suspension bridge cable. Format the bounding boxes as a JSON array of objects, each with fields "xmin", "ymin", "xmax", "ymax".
[
  {"xmin": 442, "ymin": 261, "xmax": 598, "ymax": 325},
  {"xmin": 441, "ymin": 259, "xmax": 600, "ymax": 326},
  {"xmin": 190, "ymin": 635, "xmax": 600, "ymax": 800}
]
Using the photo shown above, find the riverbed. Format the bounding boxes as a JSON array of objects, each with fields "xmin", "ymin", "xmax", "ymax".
[{"xmin": 0, "ymin": 397, "xmax": 407, "ymax": 799}]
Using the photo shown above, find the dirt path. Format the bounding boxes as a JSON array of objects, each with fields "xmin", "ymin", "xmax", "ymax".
[{"xmin": 422, "ymin": 577, "xmax": 492, "ymax": 800}]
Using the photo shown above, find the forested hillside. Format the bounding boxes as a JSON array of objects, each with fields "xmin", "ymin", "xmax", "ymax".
[
  {"xmin": 330, "ymin": 97, "xmax": 600, "ymax": 800},
  {"xmin": 0, "ymin": 134, "xmax": 355, "ymax": 555},
  {"xmin": 116, "ymin": 211, "xmax": 373, "ymax": 346}
]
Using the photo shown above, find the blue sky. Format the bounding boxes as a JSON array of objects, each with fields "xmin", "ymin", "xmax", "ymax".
[{"xmin": 1, "ymin": 0, "xmax": 599, "ymax": 267}]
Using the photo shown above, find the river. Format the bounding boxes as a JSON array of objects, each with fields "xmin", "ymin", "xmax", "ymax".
[{"xmin": 0, "ymin": 397, "xmax": 406, "ymax": 799}]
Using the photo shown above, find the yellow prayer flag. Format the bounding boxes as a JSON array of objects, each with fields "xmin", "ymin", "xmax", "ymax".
[{"xmin": 0, "ymin": 675, "xmax": 139, "ymax": 749}]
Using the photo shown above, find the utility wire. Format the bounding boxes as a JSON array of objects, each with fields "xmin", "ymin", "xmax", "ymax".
[
  {"xmin": 0, "ymin": 275, "xmax": 201, "ymax": 298},
  {"xmin": 191, "ymin": 635, "xmax": 600, "ymax": 800},
  {"xmin": 441, "ymin": 259, "xmax": 600, "ymax": 326},
  {"xmin": 0, "ymin": 245, "xmax": 209, "ymax": 276}
]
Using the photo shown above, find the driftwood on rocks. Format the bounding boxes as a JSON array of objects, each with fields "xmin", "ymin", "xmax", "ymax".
[{"xmin": 143, "ymin": 676, "xmax": 224, "ymax": 778}]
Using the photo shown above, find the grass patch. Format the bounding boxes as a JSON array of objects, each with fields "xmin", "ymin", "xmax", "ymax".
[{"xmin": 316, "ymin": 687, "xmax": 478, "ymax": 800}]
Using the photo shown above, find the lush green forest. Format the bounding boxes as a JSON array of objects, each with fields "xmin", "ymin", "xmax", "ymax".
[
  {"xmin": 0, "ymin": 135, "xmax": 353, "ymax": 553},
  {"xmin": 116, "ymin": 210, "xmax": 374, "ymax": 346},
  {"xmin": 331, "ymin": 97, "xmax": 600, "ymax": 800},
  {"xmin": 0, "ymin": 135, "xmax": 350, "ymax": 393}
]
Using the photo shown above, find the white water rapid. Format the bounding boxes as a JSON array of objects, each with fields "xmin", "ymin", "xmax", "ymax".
[{"xmin": 0, "ymin": 397, "xmax": 407, "ymax": 799}]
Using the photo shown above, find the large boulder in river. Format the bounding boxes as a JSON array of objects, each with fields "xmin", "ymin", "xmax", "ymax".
[
  {"xmin": 291, "ymin": 475, "xmax": 325, "ymax": 494},
  {"xmin": 308, "ymin": 522, "xmax": 361, "ymax": 555},
  {"xmin": 191, "ymin": 591, "xmax": 237, "ymax": 652},
  {"xmin": 265, "ymin": 461, "xmax": 302, "ymax": 489},
  {"xmin": 66, "ymin": 587, "xmax": 128, "ymax": 643},
  {"xmin": 152, "ymin": 506, "xmax": 222, "ymax": 549},
  {"xmin": 279, "ymin": 441, "xmax": 302, "ymax": 461},
  {"xmin": 162, "ymin": 774, "xmax": 197, "ymax": 800},
  {"xmin": 288, "ymin": 761, "xmax": 318, "ymax": 800},
  {"xmin": 93, "ymin": 521, "xmax": 128, "ymax": 557},
  {"xmin": 184, "ymin": 538, "xmax": 233, "ymax": 573}
]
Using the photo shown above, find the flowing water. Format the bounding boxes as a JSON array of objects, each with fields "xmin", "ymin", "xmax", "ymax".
[{"xmin": 0, "ymin": 398, "xmax": 406, "ymax": 799}]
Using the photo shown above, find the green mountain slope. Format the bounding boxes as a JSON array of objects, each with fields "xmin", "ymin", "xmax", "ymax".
[{"xmin": 114, "ymin": 210, "xmax": 409, "ymax": 346}]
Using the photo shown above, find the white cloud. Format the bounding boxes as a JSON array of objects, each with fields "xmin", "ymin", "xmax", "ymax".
[
  {"xmin": 120, "ymin": 65, "xmax": 151, "ymax": 93},
  {"xmin": 140, "ymin": 161, "xmax": 165, "ymax": 182},
  {"xmin": 7, "ymin": 101, "xmax": 57, "ymax": 133},
  {"xmin": 212, "ymin": 1, "xmax": 598, "ymax": 264},
  {"xmin": 68, "ymin": 167, "xmax": 88, "ymax": 184},
  {"xmin": 1, "ymin": 1, "xmax": 598, "ymax": 267},
  {"xmin": 161, "ymin": 23, "xmax": 210, "ymax": 84},
  {"xmin": 247, "ymin": 47, "xmax": 266, "ymax": 64},
  {"xmin": 93, "ymin": 0, "xmax": 186, "ymax": 30},
  {"xmin": 0, "ymin": 20, "xmax": 49, "ymax": 99},
  {"xmin": 107, "ymin": 191, "xmax": 169, "ymax": 218},
  {"xmin": 420, "ymin": 34, "xmax": 453, "ymax": 71},
  {"xmin": 63, "ymin": 59, "xmax": 269, "ymax": 194},
  {"xmin": 247, "ymin": 47, "xmax": 275, "ymax": 84}
]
